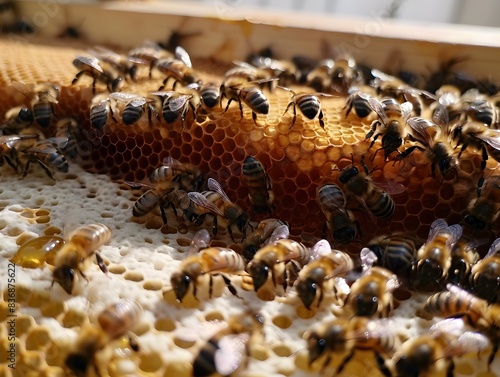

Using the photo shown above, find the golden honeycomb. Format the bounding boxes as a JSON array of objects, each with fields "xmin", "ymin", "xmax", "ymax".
[{"xmin": 0, "ymin": 34, "xmax": 499, "ymax": 377}]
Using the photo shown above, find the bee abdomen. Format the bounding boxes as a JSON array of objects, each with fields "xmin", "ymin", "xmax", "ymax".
[
  {"xmin": 298, "ymin": 96, "xmax": 320, "ymax": 119},
  {"xmin": 367, "ymin": 191, "xmax": 395, "ymax": 220},
  {"xmin": 244, "ymin": 91, "xmax": 269, "ymax": 114},
  {"xmin": 33, "ymin": 103, "xmax": 53, "ymax": 128},
  {"xmin": 122, "ymin": 105, "xmax": 143, "ymax": 125},
  {"xmin": 69, "ymin": 223, "xmax": 112, "ymax": 250}
]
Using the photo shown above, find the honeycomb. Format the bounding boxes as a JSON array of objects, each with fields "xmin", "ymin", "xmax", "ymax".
[{"xmin": 0, "ymin": 35, "xmax": 499, "ymax": 377}]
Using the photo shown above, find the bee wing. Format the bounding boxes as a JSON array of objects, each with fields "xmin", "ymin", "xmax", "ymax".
[
  {"xmin": 73, "ymin": 55, "xmax": 104, "ymax": 73},
  {"xmin": 407, "ymin": 117, "xmax": 434, "ymax": 146},
  {"xmin": 461, "ymin": 88, "xmax": 482, "ymax": 103},
  {"xmin": 485, "ymin": 237, "xmax": 500, "ymax": 258},
  {"xmin": 313, "ymin": 92, "xmax": 337, "ymax": 99},
  {"xmin": 438, "ymin": 92, "xmax": 460, "ymax": 107},
  {"xmin": 124, "ymin": 181, "xmax": 155, "ymax": 190},
  {"xmin": 207, "ymin": 178, "xmax": 232, "ymax": 204},
  {"xmin": 266, "ymin": 225, "xmax": 290, "ymax": 245},
  {"xmin": 188, "ymin": 229, "xmax": 211, "ymax": 255},
  {"xmin": 333, "ymin": 276, "xmax": 350, "ymax": 296},
  {"xmin": 187, "ymin": 192, "xmax": 225, "ymax": 217},
  {"xmin": 24, "ymin": 145, "xmax": 57, "ymax": 154},
  {"xmin": 41, "ymin": 137, "xmax": 69, "ymax": 149},
  {"xmin": 374, "ymin": 181, "xmax": 406, "ymax": 196},
  {"xmin": 168, "ymin": 95, "xmax": 190, "ymax": 112},
  {"xmin": 371, "ymin": 68, "xmax": 397, "ymax": 82},
  {"xmin": 430, "ymin": 318, "xmax": 465, "ymax": 337},
  {"xmin": 310, "ymin": 239, "xmax": 332, "ymax": 260},
  {"xmin": 473, "ymin": 129, "xmax": 500, "ymax": 150},
  {"xmin": 150, "ymin": 90, "xmax": 176, "ymax": 98},
  {"xmin": 11, "ymin": 81, "xmax": 34, "ymax": 99},
  {"xmin": 214, "ymin": 333, "xmax": 250, "ymax": 376},
  {"xmin": 2, "ymin": 134, "xmax": 39, "ymax": 148},
  {"xmin": 453, "ymin": 332, "xmax": 490, "ymax": 354},
  {"xmin": 368, "ymin": 97, "xmax": 388, "ymax": 125},
  {"xmin": 232, "ymin": 60, "xmax": 257, "ymax": 70},
  {"xmin": 110, "ymin": 92, "xmax": 140, "ymax": 103},
  {"xmin": 360, "ymin": 247, "xmax": 378, "ymax": 271},
  {"xmin": 446, "ymin": 283, "xmax": 483, "ymax": 307},
  {"xmin": 174, "ymin": 46, "xmax": 192, "ymax": 68},
  {"xmin": 432, "ymin": 105, "xmax": 450, "ymax": 129},
  {"xmin": 400, "ymin": 102, "xmax": 413, "ymax": 121},
  {"xmin": 427, "ymin": 218, "xmax": 449, "ymax": 243}
]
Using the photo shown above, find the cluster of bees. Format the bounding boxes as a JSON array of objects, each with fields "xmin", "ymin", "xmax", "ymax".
[{"xmin": 4, "ymin": 35, "xmax": 500, "ymax": 377}]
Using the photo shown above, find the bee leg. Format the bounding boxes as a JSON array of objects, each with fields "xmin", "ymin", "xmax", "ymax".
[
  {"xmin": 488, "ymin": 339, "xmax": 499, "ymax": 369},
  {"xmin": 128, "ymin": 333, "xmax": 140, "ymax": 352},
  {"xmin": 322, "ymin": 222, "xmax": 328, "ymax": 239},
  {"xmin": 79, "ymin": 270, "xmax": 90, "ymax": 286},
  {"xmin": 335, "ymin": 349, "xmax": 355, "ymax": 375},
  {"xmin": 3, "ymin": 154, "xmax": 19, "ymax": 174},
  {"xmin": 223, "ymin": 98, "xmax": 233, "ymax": 113},
  {"xmin": 36, "ymin": 159, "xmax": 56, "ymax": 180},
  {"xmin": 159, "ymin": 77, "xmax": 169, "ymax": 91},
  {"xmin": 252, "ymin": 111, "xmax": 258, "ymax": 126},
  {"xmin": 318, "ymin": 109, "xmax": 324, "ymax": 129},
  {"xmin": 227, "ymin": 224, "xmax": 236, "ymax": 243},
  {"xmin": 219, "ymin": 273, "xmax": 241, "ymax": 299},
  {"xmin": 208, "ymin": 274, "xmax": 213, "ymax": 298},
  {"xmin": 446, "ymin": 359, "xmax": 455, "ymax": 377},
  {"xmin": 374, "ymin": 353, "xmax": 392, "ymax": 377},
  {"xmin": 159, "ymin": 205, "xmax": 168, "ymax": 225},
  {"xmin": 238, "ymin": 99, "xmax": 244, "ymax": 121},
  {"xmin": 95, "ymin": 252, "xmax": 108, "ymax": 274},
  {"xmin": 477, "ymin": 177, "xmax": 485, "ymax": 197},
  {"xmin": 71, "ymin": 70, "xmax": 87, "ymax": 86}
]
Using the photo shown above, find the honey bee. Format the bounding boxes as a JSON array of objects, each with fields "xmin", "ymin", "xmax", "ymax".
[
  {"xmin": 13, "ymin": 82, "xmax": 60, "ymax": 128},
  {"xmin": 365, "ymin": 232, "xmax": 418, "ymax": 276},
  {"xmin": 55, "ymin": 118, "xmax": 80, "ymax": 159},
  {"xmin": 339, "ymin": 157, "xmax": 404, "ymax": 220},
  {"xmin": 220, "ymin": 79, "xmax": 274, "ymax": 126},
  {"xmin": 109, "ymin": 92, "xmax": 160, "ymax": 126},
  {"xmin": 248, "ymin": 55, "xmax": 300, "ymax": 86},
  {"xmin": 151, "ymin": 156, "xmax": 204, "ymax": 192},
  {"xmin": 469, "ymin": 238, "xmax": 500, "ymax": 303},
  {"xmin": 22, "ymin": 137, "xmax": 70, "ymax": 179},
  {"xmin": 241, "ymin": 218, "xmax": 289, "ymax": 262},
  {"xmin": 391, "ymin": 318, "xmax": 490, "ymax": 377},
  {"xmin": 365, "ymin": 97, "xmax": 413, "ymax": 159},
  {"xmin": 413, "ymin": 218, "xmax": 462, "ymax": 288},
  {"xmin": 343, "ymin": 86, "xmax": 376, "ymax": 118},
  {"xmin": 51, "ymin": 223, "xmax": 111, "ymax": 294},
  {"xmin": 199, "ymin": 82, "xmax": 221, "ymax": 111},
  {"xmin": 156, "ymin": 46, "xmax": 199, "ymax": 89},
  {"xmin": 0, "ymin": 134, "xmax": 38, "ymax": 174},
  {"xmin": 463, "ymin": 175, "xmax": 500, "ymax": 231},
  {"xmin": 305, "ymin": 59, "xmax": 335, "ymax": 92},
  {"xmin": 247, "ymin": 239, "xmax": 318, "ymax": 294},
  {"xmin": 128, "ymin": 41, "xmax": 171, "ymax": 78},
  {"xmin": 65, "ymin": 299, "xmax": 142, "ymax": 377},
  {"xmin": 150, "ymin": 90, "xmax": 197, "ymax": 129},
  {"xmin": 329, "ymin": 56, "xmax": 364, "ymax": 94},
  {"xmin": 72, "ymin": 55, "xmax": 123, "ymax": 93},
  {"xmin": 461, "ymin": 88, "xmax": 498, "ymax": 127},
  {"xmin": 170, "ymin": 246, "xmax": 246, "ymax": 302},
  {"xmin": 192, "ymin": 311, "xmax": 264, "ymax": 377},
  {"xmin": 90, "ymin": 45, "xmax": 147, "ymax": 81},
  {"xmin": 447, "ymin": 235, "xmax": 483, "ymax": 286},
  {"xmin": 187, "ymin": 178, "xmax": 249, "ymax": 241},
  {"xmin": 295, "ymin": 244, "xmax": 354, "ymax": 309},
  {"xmin": 404, "ymin": 114, "xmax": 459, "ymax": 181},
  {"xmin": 242, "ymin": 156, "xmax": 274, "ymax": 215},
  {"xmin": 304, "ymin": 317, "xmax": 398, "ymax": 376},
  {"xmin": 343, "ymin": 266, "xmax": 399, "ymax": 318},
  {"xmin": 1, "ymin": 106, "xmax": 33, "ymax": 135},
  {"xmin": 278, "ymin": 86, "xmax": 334, "ymax": 129},
  {"xmin": 317, "ymin": 183, "xmax": 360, "ymax": 244},
  {"xmin": 89, "ymin": 94, "xmax": 117, "ymax": 129},
  {"xmin": 224, "ymin": 61, "xmax": 275, "ymax": 91},
  {"xmin": 432, "ymin": 84, "xmax": 464, "ymax": 122}
]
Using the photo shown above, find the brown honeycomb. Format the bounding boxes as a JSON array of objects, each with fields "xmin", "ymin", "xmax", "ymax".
[{"xmin": 1, "ymin": 36, "xmax": 499, "ymax": 377}]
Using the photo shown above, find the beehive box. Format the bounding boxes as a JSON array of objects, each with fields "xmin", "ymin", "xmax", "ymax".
[{"xmin": 1, "ymin": 2, "xmax": 500, "ymax": 377}]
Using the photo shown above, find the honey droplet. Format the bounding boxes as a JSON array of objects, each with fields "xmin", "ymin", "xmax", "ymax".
[{"xmin": 11, "ymin": 236, "xmax": 65, "ymax": 268}]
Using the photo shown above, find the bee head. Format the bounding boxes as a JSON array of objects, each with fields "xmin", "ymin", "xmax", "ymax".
[
  {"xmin": 417, "ymin": 258, "xmax": 443, "ymax": 286},
  {"xmin": 338, "ymin": 166, "xmax": 358, "ymax": 184},
  {"xmin": 247, "ymin": 261, "xmax": 269, "ymax": 292},
  {"xmin": 52, "ymin": 266, "xmax": 75, "ymax": 294},
  {"xmin": 170, "ymin": 272, "xmax": 191, "ymax": 302},
  {"xmin": 353, "ymin": 293, "xmax": 379, "ymax": 317},
  {"xmin": 333, "ymin": 226, "xmax": 356, "ymax": 244}
]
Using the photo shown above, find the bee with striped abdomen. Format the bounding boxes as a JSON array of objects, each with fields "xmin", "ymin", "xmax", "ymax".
[{"xmin": 242, "ymin": 156, "xmax": 274, "ymax": 215}]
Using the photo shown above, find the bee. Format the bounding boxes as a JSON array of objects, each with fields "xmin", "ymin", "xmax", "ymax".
[
  {"xmin": 469, "ymin": 238, "xmax": 500, "ymax": 303},
  {"xmin": 278, "ymin": 86, "xmax": 334, "ymax": 129},
  {"xmin": 128, "ymin": 43, "xmax": 166, "ymax": 78},
  {"xmin": 55, "ymin": 118, "xmax": 80, "ymax": 159},
  {"xmin": 248, "ymin": 55, "xmax": 300, "ymax": 86},
  {"xmin": 447, "ymin": 235, "xmax": 483, "ymax": 286},
  {"xmin": 65, "ymin": 299, "xmax": 142, "ymax": 377},
  {"xmin": 89, "ymin": 45, "xmax": 147, "ymax": 81},
  {"xmin": 242, "ymin": 156, "xmax": 274, "ymax": 215},
  {"xmin": 241, "ymin": 218, "xmax": 289, "ymax": 262},
  {"xmin": 247, "ymin": 238, "xmax": 318, "ymax": 294},
  {"xmin": 365, "ymin": 233, "xmax": 418, "ymax": 276},
  {"xmin": 0, "ymin": 134, "xmax": 38, "ymax": 174},
  {"xmin": 317, "ymin": 183, "xmax": 360, "ymax": 244},
  {"xmin": 170, "ymin": 246, "xmax": 246, "ymax": 302},
  {"xmin": 220, "ymin": 79, "xmax": 273, "ymax": 126},
  {"xmin": 452, "ymin": 121, "xmax": 500, "ymax": 179},
  {"xmin": 432, "ymin": 84, "xmax": 464, "ymax": 122},
  {"xmin": 187, "ymin": 178, "xmax": 249, "ymax": 241},
  {"xmin": 391, "ymin": 318, "xmax": 490, "ymax": 377},
  {"xmin": 330, "ymin": 56, "xmax": 364, "ymax": 94},
  {"xmin": 461, "ymin": 88, "xmax": 498, "ymax": 127},
  {"xmin": 13, "ymin": 82, "xmax": 60, "ymax": 128},
  {"xmin": 343, "ymin": 86, "xmax": 376, "ymax": 119},
  {"xmin": 463, "ymin": 175, "xmax": 500, "ymax": 231},
  {"xmin": 89, "ymin": 94, "xmax": 117, "ymax": 129},
  {"xmin": 156, "ymin": 46, "xmax": 198, "ymax": 89},
  {"xmin": 365, "ymin": 97, "xmax": 413, "ymax": 159},
  {"xmin": 304, "ymin": 317, "xmax": 397, "ymax": 377},
  {"xmin": 22, "ymin": 137, "xmax": 70, "ymax": 179},
  {"xmin": 199, "ymin": 82, "xmax": 221, "ymax": 110},
  {"xmin": 295, "ymin": 244, "xmax": 354, "ymax": 309},
  {"xmin": 344, "ymin": 266, "xmax": 399, "ymax": 318},
  {"xmin": 404, "ymin": 113, "xmax": 459, "ymax": 181},
  {"xmin": 150, "ymin": 90, "xmax": 197, "ymax": 129},
  {"xmin": 109, "ymin": 92, "xmax": 160, "ymax": 126},
  {"xmin": 192, "ymin": 311, "xmax": 264, "ymax": 377},
  {"xmin": 72, "ymin": 55, "xmax": 123, "ymax": 93},
  {"xmin": 338, "ymin": 157, "xmax": 404, "ymax": 220},
  {"xmin": 150, "ymin": 156, "xmax": 204, "ymax": 192},
  {"xmin": 305, "ymin": 59, "xmax": 335, "ymax": 92},
  {"xmin": 51, "ymin": 223, "xmax": 111, "ymax": 294},
  {"xmin": 224, "ymin": 61, "xmax": 275, "ymax": 90},
  {"xmin": 1, "ymin": 106, "xmax": 33, "ymax": 135},
  {"xmin": 413, "ymin": 218, "xmax": 462, "ymax": 288}
]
